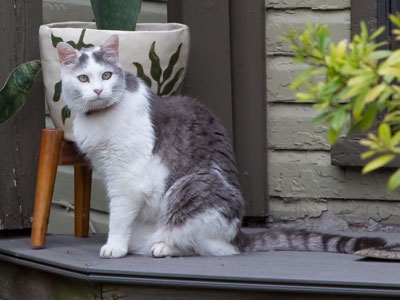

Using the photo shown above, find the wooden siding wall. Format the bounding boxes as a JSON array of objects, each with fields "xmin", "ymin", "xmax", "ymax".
[
  {"xmin": 267, "ymin": 0, "xmax": 400, "ymax": 226},
  {"xmin": 0, "ymin": 1, "xmax": 44, "ymax": 230}
]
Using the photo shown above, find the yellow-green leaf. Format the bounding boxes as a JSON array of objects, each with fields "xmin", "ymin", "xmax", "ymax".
[
  {"xmin": 388, "ymin": 168, "xmax": 400, "ymax": 190},
  {"xmin": 378, "ymin": 123, "xmax": 392, "ymax": 144},
  {"xmin": 336, "ymin": 40, "xmax": 347, "ymax": 58},
  {"xmin": 328, "ymin": 127, "xmax": 339, "ymax": 144},
  {"xmin": 348, "ymin": 75, "xmax": 368, "ymax": 87},
  {"xmin": 378, "ymin": 66, "xmax": 400, "ymax": 78},
  {"xmin": 361, "ymin": 150, "xmax": 377, "ymax": 160},
  {"xmin": 368, "ymin": 50, "xmax": 392, "ymax": 60},
  {"xmin": 391, "ymin": 130, "xmax": 400, "ymax": 147},
  {"xmin": 365, "ymin": 84, "xmax": 386, "ymax": 103},
  {"xmin": 370, "ymin": 26, "xmax": 386, "ymax": 40},
  {"xmin": 296, "ymin": 92, "xmax": 315, "ymax": 102},
  {"xmin": 362, "ymin": 154, "xmax": 395, "ymax": 174},
  {"xmin": 331, "ymin": 107, "xmax": 346, "ymax": 132},
  {"xmin": 353, "ymin": 93, "xmax": 366, "ymax": 119},
  {"xmin": 390, "ymin": 14, "xmax": 400, "ymax": 28},
  {"xmin": 290, "ymin": 68, "xmax": 315, "ymax": 90}
]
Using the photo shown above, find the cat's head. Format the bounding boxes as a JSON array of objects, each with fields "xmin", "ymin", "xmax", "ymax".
[{"xmin": 56, "ymin": 34, "xmax": 125, "ymax": 114}]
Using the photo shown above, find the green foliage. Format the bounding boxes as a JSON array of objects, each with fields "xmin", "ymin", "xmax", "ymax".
[
  {"xmin": 90, "ymin": 0, "xmax": 142, "ymax": 31},
  {"xmin": 282, "ymin": 13, "xmax": 400, "ymax": 190},
  {"xmin": 133, "ymin": 42, "xmax": 185, "ymax": 96},
  {"xmin": 0, "ymin": 61, "xmax": 41, "ymax": 124}
]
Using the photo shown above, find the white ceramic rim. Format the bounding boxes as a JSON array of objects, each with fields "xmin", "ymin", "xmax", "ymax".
[{"xmin": 43, "ymin": 22, "xmax": 189, "ymax": 34}]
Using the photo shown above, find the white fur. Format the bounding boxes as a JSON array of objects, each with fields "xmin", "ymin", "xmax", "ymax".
[
  {"xmin": 60, "ymin": 39, "xmax": 241, "ymax": 258},
  {"xmin": 140, "ymin": 210, "xmax": 240, "ymax": 257},
  {"xmin": 73, "ymin": 83, "xmax": 240, "ymax": 258},
  {"xmin": 73, "ymin": 81, "xmax": 170, "ymax": 258}
]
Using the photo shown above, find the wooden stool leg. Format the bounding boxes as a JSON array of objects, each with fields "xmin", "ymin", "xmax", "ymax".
[
  {"xmin": 74, "ymin": 165, "xmax": 92, "ymax": 237},
  {"xmin": 31, "ymin": 129, "xmax": 63, "ymax": 248}
]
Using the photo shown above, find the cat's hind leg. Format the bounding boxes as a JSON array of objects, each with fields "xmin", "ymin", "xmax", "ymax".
[{"xmin": 151, "ymin": 169, "xmax": 243, "ymax": 257}]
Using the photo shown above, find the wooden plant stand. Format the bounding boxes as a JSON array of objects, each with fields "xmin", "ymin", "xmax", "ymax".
[{"xmin": 31, "ymin": 129, "xmax": 92, "ymax": 248}]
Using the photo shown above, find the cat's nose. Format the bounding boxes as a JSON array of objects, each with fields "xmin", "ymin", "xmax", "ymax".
[{"xmin": 93, "ymin": 89, "xmax": 103, "ymax": 96}]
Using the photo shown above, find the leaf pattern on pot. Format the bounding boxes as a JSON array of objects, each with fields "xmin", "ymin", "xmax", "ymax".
[
  {"xmin": 172, "ymin": 80, "xmax": 185, "ymax": 96},
  {"xmin": 161, "ymin": 67, "xmax": 184, "ymax": 96},
  {"xmin": 133, "ymin": 41, "xmax": 185, "ymax": 97},
  {"xmin": 50, "ymin": 29, "xmax": 94, "ymax": 123},
  {"xmin": 132, "ymin": 62, "xmax": 152, "ymax": 88},
  {"xmin": 51, "ymin": 33, "xmax": 63, "ymax": 48},
  {"xmin": 149, "ymin": 41, "xmax": 162, "ymax": 83},
  {"xmin": 162, "ymin": 43, "xmax": 182, "ymax": 82},
  {"xmin": 0, "ymin": 61, "xmax": 41, "ymax": 124},
  {"xmin": 61, "ymin": 105, "xmax": 71, "ymax": 125},
  {"xmin": 51, "ymin": 28, "xmax": 94, "ymax": 51},
  {"xmin": 53, "ymin": 80, "xmax": 62, "ymax": 102}
]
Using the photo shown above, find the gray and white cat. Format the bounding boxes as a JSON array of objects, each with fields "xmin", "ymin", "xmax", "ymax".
[{"xmin": 56, "ymin": 35, "xmax": 386, "ymax": 258}]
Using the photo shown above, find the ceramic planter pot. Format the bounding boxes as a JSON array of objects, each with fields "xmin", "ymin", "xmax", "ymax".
[{"xmin": 39, "ymin": 22, "xmax": 190, "ymax": 141}]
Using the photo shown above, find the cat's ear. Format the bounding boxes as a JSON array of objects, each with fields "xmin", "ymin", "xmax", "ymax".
[
  {"xmin": 101, "ymin": 34, "xmax": 119, "ymax": 64},
  {"xmin": 57, "ymin": 42, "xmax": 78, "ymax": 67}
]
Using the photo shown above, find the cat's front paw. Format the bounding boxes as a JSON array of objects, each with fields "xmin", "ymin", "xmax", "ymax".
[{"xmin": 100, "ymin": 243, "xmax": 128, "ymax": 258}]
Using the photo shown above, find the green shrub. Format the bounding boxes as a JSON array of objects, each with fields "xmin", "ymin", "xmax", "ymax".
[{"xmin": 282, "ymin": 13, "xmax": 400, "ymax": 190}]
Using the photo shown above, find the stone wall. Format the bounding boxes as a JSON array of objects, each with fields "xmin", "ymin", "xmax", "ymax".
[{"xmin": 266, "ymin": 0, "xmax": 400, "ymax": 230}]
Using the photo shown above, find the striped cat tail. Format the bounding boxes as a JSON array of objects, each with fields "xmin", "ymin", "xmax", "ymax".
[{"xmin": 235, "ymin": 229, "xmax": 387, "ymax": 254}]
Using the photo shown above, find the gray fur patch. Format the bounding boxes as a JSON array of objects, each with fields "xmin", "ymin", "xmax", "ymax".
[
  {"xmin": 125, "ymin": 72, "xmax": 139, "ymax": 93},
  {"xmin": 78, "ymin": 53, "xmax": 89, "ymax": 66},
  {"xmin": 148, "ymin": 95, "xmax": 244, "ymax": 226},
  {"xmin": 235, "ymin": 228, "xmax": 387, "ymax": 254},
  {"xmin": 92, "ymin": 50, "xmax": 106, "ymax": 64}
]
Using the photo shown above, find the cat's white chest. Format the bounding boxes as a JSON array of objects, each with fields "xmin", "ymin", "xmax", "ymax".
[{"xmin": 73, "ymin": 90, "xmax": 169, "ymax": 221}]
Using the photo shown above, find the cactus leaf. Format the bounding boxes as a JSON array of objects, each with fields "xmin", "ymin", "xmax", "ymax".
[{"xmin": 90, "ymin": 0, "xmax": 142, "ymax": 31}]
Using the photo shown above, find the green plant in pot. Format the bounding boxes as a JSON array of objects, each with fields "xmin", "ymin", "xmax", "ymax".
[{"xmin": 282, "ymin": 13, "xmax": 400, "ymax": 190}]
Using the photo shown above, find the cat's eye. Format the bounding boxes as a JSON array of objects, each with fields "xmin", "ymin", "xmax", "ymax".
[
  {"xmin": 78, "ymin": 75, "xmax": 89, "ymax": 82},
  {"xmin": 102, "ymin": 72, "xmax": 112, "ymax": 80}
]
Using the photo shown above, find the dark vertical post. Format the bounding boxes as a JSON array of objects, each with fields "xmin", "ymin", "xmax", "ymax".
[
  {"xmin": 0, "ymin": 1, "xmax": 44, "ymax": 230},
  {"xmin": 230, "ymin": 0, "xmax": 267, "ymax": 217},
  {"xmin": 351, "ymin": 0, "xmax": 378, "ymax": 36},
  {"xmin": 167, "ymin": 0, "xmax": 233, "ymax": 138}
]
